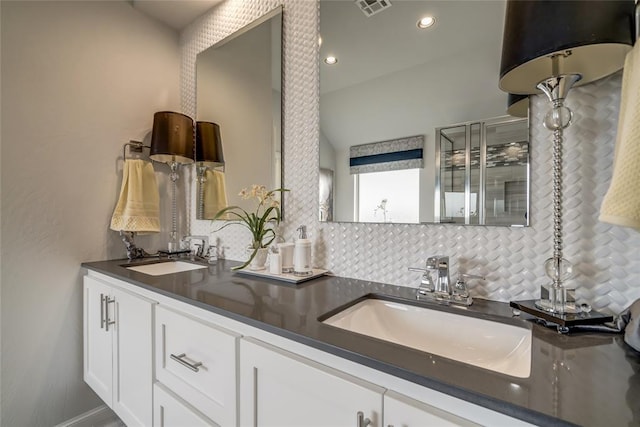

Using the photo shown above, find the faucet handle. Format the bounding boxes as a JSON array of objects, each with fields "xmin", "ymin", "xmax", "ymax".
[
  {"xmin": 453, "ymin": 273, "xmax": 485, "ymax": 298},
  {"xmin": 409, "ymin": 267, "xmax": 436, "ymax": 295},
  {"xmin": 425, "ymin": 255, "xmax": 448, "ymax": 270}
]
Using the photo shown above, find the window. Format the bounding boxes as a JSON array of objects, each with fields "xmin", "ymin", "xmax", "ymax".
[{"xmin": 356, "ymin": 169, "xmax": 420, "ymax": 223}]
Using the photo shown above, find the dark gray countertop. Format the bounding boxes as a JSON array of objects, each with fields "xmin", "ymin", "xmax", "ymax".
[{"xmin": 82, "ymin": 258, "xmax": 640, "ymax": 427}]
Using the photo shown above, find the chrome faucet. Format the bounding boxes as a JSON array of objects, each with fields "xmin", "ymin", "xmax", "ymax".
[
  {"xmin": 409, "ymin": 256, "xmax": 484, "ymax": 306},
  {"xmin": 429, "ymin": 256, "xmax": 450, "ymax": 294},
  {"xmin": 182, "ymin": 235, "xmax": 212, "ymax": 262}
]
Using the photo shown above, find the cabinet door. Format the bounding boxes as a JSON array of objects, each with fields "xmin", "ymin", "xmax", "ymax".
[
  {"xmin": 83, "ymin": 276, "xmax": 113, "ymax": 407},
  {"xmin": 383, "ymin": 390, "xmax": 480, "ymax": 427},
  {"xmin": 154, "ymin": 383, "xmax": 218, "ymax": 427},
  {"xmin": 240, "ymin": 337, "xmax": 384, "ymax": 427},
  {"xmin": 112, "ymin": 286, "xmax": 154, "ymax": 427}
]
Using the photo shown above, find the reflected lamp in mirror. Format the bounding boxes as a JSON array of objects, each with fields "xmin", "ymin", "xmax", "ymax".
[
  {"xmin": 195, "ymin": 121, "xmax": 229, "ymax": 220},
  {"xmin": 499, "ymin": 0, "xmax": 635, "ymax": 317},
  {"xmin": 196, "ymin": 121, "xmax": 225, "ymax": 168},
  {"xmin": 149, "ymin": 111, "xmax": 195, "ymax": 252}
]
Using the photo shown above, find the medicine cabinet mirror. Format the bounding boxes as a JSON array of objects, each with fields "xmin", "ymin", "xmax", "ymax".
[
  {"xmin": 318, "ymin": 0, "xmax": 530, "ymax": 226},
  {"xmin": 196, "ymin": 7, "xmax": 282, "ymax": 220}
]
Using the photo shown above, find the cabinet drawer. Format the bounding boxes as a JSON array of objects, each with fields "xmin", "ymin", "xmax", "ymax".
[
  {"xmin": 155, "ymin": 305, "xmax": 239, "ymax": 426},
  {"xmin": 154, "ymin": 383, "xmax": 217, "ymax": 427},
  {"xmin": 384, "ymin": 390, "xmax": 480, "ymax": 427}
]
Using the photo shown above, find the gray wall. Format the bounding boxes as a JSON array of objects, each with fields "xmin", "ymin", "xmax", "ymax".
[{"xmin": 1, "ymin": 2, "xmax": 180, "ymax": 425}]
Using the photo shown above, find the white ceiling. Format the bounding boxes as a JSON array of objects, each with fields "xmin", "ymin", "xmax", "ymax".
[
  {"xmin": 132, "ymin": 0, "xmax": 222, "ymax": 31},
  {"xmin": 319, "ymin": 0, "xmax": 509, "ymax": 150},
  {"xmin": 320, "ymin": 0, "xmax": 506, "ymax": 94}
]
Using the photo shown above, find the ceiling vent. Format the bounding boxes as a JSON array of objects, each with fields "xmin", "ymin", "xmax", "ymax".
[{"xmin": 355, "ymin": 0, "xmax": 392, "ymax": 17}]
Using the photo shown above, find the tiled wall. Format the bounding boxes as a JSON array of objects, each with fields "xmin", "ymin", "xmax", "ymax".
[{"xmin": 183, "ymin": 0, "xmax": 640, "ymax": 314}]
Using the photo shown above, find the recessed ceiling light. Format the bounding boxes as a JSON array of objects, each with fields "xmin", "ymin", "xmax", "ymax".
[
  {"xmin": 417, "ymin": 16, "xmax": 435, "ymax": 29},
  {"xmin": 324, "ymin": 56, "xmax": 338, "ymax": 65}
]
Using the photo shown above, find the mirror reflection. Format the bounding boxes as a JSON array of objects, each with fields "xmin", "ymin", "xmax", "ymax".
[
  {"xmin": 196, "ymin": 7, "xmax": 282, "ymax": 220},
  {"xmin": 318, "ymin": 0, "xmax": 529, "ymax": 225},
  {"xmin": 436, "ymin": 116, "xmax": 529, "ymax": 226}
]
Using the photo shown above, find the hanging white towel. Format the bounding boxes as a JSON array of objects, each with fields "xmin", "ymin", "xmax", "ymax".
[
  {"xmin": 600, "ymin": 41, "xmax": 640, "ymax": 230},
  {"xmin": 110, "ymin": 159, "xmax": 160, "ymax": 233},
  {"xmin": 204, "ymin": 169, "xmax": 229, "ymax": 219}
]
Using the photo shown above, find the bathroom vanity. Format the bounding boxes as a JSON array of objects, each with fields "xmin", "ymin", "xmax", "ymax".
[{"xmin": 82, "ymin": 259, "xmax": 640, "ymax": 427}]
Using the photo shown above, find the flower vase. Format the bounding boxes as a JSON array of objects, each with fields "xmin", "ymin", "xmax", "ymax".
[{"xmin": 247, "ymin": 247, "xmax": 269, "ymax": 271}]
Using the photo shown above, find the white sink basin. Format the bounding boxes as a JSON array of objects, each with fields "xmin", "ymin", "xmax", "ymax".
[
  {"xmin": 125, "ymin": 261, "xmax": 207, "ymax": 276},
  {"xmin": 322, "ymin": 297, "xmax": 531, "ymax": 378}
]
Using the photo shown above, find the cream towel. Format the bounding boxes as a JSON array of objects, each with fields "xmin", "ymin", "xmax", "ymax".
[
  {"xmin": 110, "ymin": 159, "xmax": 160, "ymax": 233},
  {"xmin": 600, "ymin": 42, "xmax": 640, "ymax": 230},
  {"xmin": 204, "ymin": 169, "xmax": 229, "ymax": 219}
]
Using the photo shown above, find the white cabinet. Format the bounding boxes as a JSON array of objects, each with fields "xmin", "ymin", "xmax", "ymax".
[
  {"xmin": 383, "ymin": 390, "xmax": 480, "ymax": 427},
  {"xmin": 155, "ymin": 305, "xmax": 239, "ymax": 426},
  {"xmin": 82, "ymin": 271, "xmax": 533, "ymax": 427},
  {"xmin": 154, "ymin": 383, "xmax": 217, "ymax": 427},
  {"xmin": 240, "ymin": 337, "xmax": 384, "ymax": 427},
  {"xmin": 83, "ymin": 275, "xmax": 155, "ymax": 427}
]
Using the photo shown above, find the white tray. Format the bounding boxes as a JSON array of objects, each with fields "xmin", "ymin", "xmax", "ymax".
[{"xmin": 235, "ymin": 268, "xmax": 328, "ymax": 284}]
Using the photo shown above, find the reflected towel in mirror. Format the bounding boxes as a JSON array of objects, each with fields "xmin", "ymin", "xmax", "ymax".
[
  {"xmin": 204, "ymin": 169, "xmax": 229, "ymax": 219},
  {"xmin": 110, "ymin": 159, "xmax": 160, "ymax": 233},
  {"xmin": 600, "ymin": 41, "xmax": 640, "ymax": 230}
]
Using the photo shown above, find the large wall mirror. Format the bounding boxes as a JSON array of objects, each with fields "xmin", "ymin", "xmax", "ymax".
[
  {"xmin": 196, "ymin": 6, "xmax": 282, "ymax": 220},
  {"xmin": 318, "ymin": 0, "xmax": 529, "ymax": 226}
]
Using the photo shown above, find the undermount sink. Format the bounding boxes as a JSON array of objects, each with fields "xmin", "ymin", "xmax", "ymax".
[
  {"xmin": 124, "ymin": 260, "xmax": 207, "ymax": 276},
  {"xmin": 321, "ymin": 295, "xmax": 532, "ymax": 378}
]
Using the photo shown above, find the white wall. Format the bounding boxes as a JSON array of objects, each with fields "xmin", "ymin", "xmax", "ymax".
[{"xmin": 0, "ymin": 1, "xmax": 180, "ymax": 425}]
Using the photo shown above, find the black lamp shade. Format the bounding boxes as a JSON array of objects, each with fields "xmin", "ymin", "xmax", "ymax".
[
  {"xmin": 507, "ymin": 94, "xmax": 529, "ymax": 118},
  {"xmin": 499, "ymin": 0, "xmax": 635, "ymax": 94},
  {"xmin": 149, "ymin": 111, "xmax": 195, "ymax": 164},
  {"xmin": 195, "ymin": 121, "xmax": 225, "ymax": 167}
]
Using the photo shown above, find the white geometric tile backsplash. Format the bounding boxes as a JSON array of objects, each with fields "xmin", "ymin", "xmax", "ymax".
[{"xmin": 182, "ymin": 0, "xmax": 640, "ymax": 314}]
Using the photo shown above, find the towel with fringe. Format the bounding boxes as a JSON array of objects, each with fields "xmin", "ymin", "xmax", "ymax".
[
  {"xmin": 600, "ymin": 41, "xmax": 640, "ymax": 230},
  {"xmin": 110, "ymin": 159, "xmax": 160, "ymax": 233},
  {"xmin": 204, "ymin": 169, "xmax": 229, "ymax": 219}
]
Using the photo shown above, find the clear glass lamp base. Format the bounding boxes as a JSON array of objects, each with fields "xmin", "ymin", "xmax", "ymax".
[
  {"xmin": 537, "ymin": 257, "xmax": 577, "ymax": 314},
  {"xmin": 534, "ymin": 298, "xmax": 580, "ymax": 314}
]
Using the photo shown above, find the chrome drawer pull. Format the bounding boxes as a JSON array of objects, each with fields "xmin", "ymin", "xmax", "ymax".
[
  {"xmin": 104, "ymin": 297, "xmax": 115, "ymax": 332},
  {"xmin": 170, "ymin": 353, "xmax": 203, "ymax": 372},
  {"xmin": 357, "ymin": 411, "xmax": 371, "ymax": 427},
  {"xmin": 100, "ymin": 294, "xmax": 105, "ymax": 329}
]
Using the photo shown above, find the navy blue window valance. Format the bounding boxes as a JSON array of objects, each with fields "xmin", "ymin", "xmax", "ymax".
[{"xmin": 349, "ymin": 135, "xmax": 424, "ymax": 174}]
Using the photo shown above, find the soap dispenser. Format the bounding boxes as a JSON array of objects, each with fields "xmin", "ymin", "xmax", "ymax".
[{"xmin": 293, "ymin": 225, "xmax": 312, "ymax": 276}]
